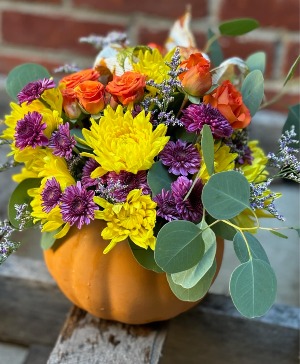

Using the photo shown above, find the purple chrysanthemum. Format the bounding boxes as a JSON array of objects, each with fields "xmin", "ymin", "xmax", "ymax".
[
  {"xmin": 159, "ymin": 139, "xmax": 201, "ymax": 176},
  {"xmin": 98, "ymin": 171, "xmax": 151, "ymax": 202},
  {"xmin": 180, "ymin": 103, "xmax": 233, "ymax": 138},
  {"xmin": 81, "ymin": 158, "xmax": 100, "ymax": 187},
  {"xmin": 171, "ymin": 176, "xmax": 203, "ymax": 223},
  {"xmin": 41, "ymin": 177, "xmax": 62, "ymax": 213},
  {"xmin": 60, "ymin": 181, "xmax": 98, "ymax": 229},
  {"xmin": 153, "ymin": 189, "xmax": 180, "ymax": 221},
  {"xmin": 48, "ymin": 123, "xmax": 76, "ymax": 159},
  {"xmin": 17, "ymin": 78, "xmax": 56, "ymax": 105},
  {"xmin": 14, "ymin": 111, "xmax": 48, "ymax": 149}
]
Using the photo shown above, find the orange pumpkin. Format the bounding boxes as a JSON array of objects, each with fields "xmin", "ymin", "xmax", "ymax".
[{"xmin": 44, "ymin": 220, "xmax": 224, "ymax": 324}]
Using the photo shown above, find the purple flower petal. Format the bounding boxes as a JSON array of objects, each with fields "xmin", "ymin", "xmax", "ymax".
[{"xmin": 17, "ymin": 78, "xmax": 56, "ymax": 105}]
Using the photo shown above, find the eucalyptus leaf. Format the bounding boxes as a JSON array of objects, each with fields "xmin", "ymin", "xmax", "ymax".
[
  {"xmin": 6, "ymin": 63, "xmax": 51, "ymax": 101},
  {"xmin": 246, "ymin": 52, "xmax": 266, "ymax": 74},
  {"xmin": 269, "ymin": 230, "xmax": 288, "ymax": 239},
  {"xmin": 219, "ymin": 18, "xmax": 260, "ymax": 36},
  {"xmin": 230, "ymin": 259, "xmax": 277, "ymax": 318},
  {"xmin": 171, "ymin": 225, "xmax": 216, "ymax": 288},
  {"xmin": 241, "ymin": 70, "xmax": 264, "ymax": 116},
  {"xmin": 70, "ymin": 129, "xmax": 93, "ymax": 152},
  {"xmin": 201, "ymin": 124, "xmax": 215, "ymax": 177},
  {"xmin": 41, "ymin": 229, "xmax": 61, "ymax": 250},
  {"xmin": 167, "ymin": 260, "xmax": 216, "ymax": 301},
  {"xmin": 155, "ymin": 220, "xmax": 205, "ymax": 273},
  {"xmin": 283, "ymin": 55, "xmax": 300, "ymax": 86},
  {"xmin": 207, "ymin": 28, "xmax": 224, "ymax": 67},
  {"xmin": 202, "ymin": 171, "xmax": 250, "ymax": 220},
  {"xmin": 147, "ymin": 161, "xmax": 176, "ymax": 197},
  {"xmin": 206, "ymin": 215, "xmax": 237, "ymax": 240},
  {"xmin": 188, "ymin": 94, "xmax": 201, "ymax": 104},
  {"xmin": 128, "ymin": 239, "xmax": 163, "ymax": 273},
  {"xmin": 8, "ymin": 178, "xmax": 41, "ymax": 229},
  {"xmin": 282, "ymin": 104, "xmax": 300, "ymax": 149},
  {"xmin": 233, "ymin": 232, "xmax": 270, "ymax": 264}
]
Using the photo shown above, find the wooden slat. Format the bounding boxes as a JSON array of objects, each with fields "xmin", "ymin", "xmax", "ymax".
[
  {"xmin": 0, "ymin": 255, "xmax": 71, "ymax": 346},
  {"xmin": 47, "ymin": 306, "xmax": 168, "ymax": 364}
]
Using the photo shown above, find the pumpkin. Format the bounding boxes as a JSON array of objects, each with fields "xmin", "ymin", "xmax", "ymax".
[{"xmin": 44, "ymin": 220, "xmax": 224, "ymax": 324}]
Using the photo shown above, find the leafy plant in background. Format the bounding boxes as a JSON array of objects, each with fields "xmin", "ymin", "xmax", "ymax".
[{"xmin": 0, "ymin": 11, "xmax": 299, "ymax": 318}]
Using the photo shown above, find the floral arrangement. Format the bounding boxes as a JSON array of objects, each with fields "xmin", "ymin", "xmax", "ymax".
[{"xmin": 0, "ymin": 11, "xmax": 299, "ymax": 319}]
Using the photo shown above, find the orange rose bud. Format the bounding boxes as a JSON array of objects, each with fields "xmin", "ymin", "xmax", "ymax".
[
  {"xmin": 179, "ymin": 53, "xmax": 212, "ymax": 97},
  {"xmin": 106, "ymin": 71, "xmax": 146, "ymax": 105},
  {"xmin": 59, "ymin": 69, "xmax": 100, "ymax": 89},
  {"xmin": 61, "ymin": 88, "xmax": 81, "ymax": 119},
  {"xmin": 203, "ymin": 80, "xmax": 251, "ymax": 129},
  {"xmin": 75, "ymin": 80, "xmax": 106, "ymax": 115}
]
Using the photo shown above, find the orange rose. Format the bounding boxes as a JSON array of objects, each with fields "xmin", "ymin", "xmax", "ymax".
[
  {"xmin": 179, "ymin": 53, "xmax": 212, "ymax": 97},
  {"xmin": 75, "ymin": 80, "xmax": 106, "ymax": 115},
  {"xmin": 106, "ymin": 71, "xmax": 146, "ymax": 105},
  {"xmin": 59, "ymin": 69, "xmax": 100, "ymax": 89},
  {"xmin": 61, "ymin": 88, "xmax": 81, "ymax": 119},
  {"xmin": 203, "ymin": 80, "xmax": 251, "ymax": 129}
]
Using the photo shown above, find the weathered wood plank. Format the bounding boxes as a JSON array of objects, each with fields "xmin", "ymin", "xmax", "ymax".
[
  {"xmin": 47, "ymin": 306, "xmax": 168, "ymax": 364},
  {"xmin": 0, "ymin": 255, "xmax": 71, "ymax": 346}
]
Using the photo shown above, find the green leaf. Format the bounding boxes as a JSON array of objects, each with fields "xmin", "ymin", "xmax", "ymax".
[
  {"xmin": 128, "ymin": 239, "xmax": 163, "ymax": 273},
  {"xmin": 246, "ymin": 52, "xmax": 266, "ymax": 74},
  {"xmin": 8, "ymin": 178, "xmax": 41, "ymax": 229},
  {"xmin": 207, "ymin": 28, "xmax": 224, "ymax": 67},
  {"xmin": 201, "ymin": 124, "xmax": 215, "ymax": 177},
  {"xmin": 187, "ymin": 94, "xmax": 201, "ymax": 104},
  {"xmin": 219, "ymin": 18, "xmax": 260, "ymax": 36},
  {"xmin": 41, "ymin": 229, "xmax": 61, "ymax": 250},
  {"xmin": 155, "ymin": 220, "xmax": 205, "ymax": 273},
  {"xmin": 202, "ymin": 171, "xmax": 250, "ymax": 220},
  {"xmin": 6, "ymin": 63, "xmax": 51, "ymax": 101},
  {"xmin": 147, "ymin": 161, "xmax": 176, "ymax": 197},
  {"xmin": 167, "ymin": 261, "xmax": 216, "ymax": 301},
  {"xmin": 171, "ymin": 225, "xmax": 216, "ymax": 288},
  {"xmin": 283, "ymin": 55, "xmax": 300, "ymax": 86},
  {"xmin": 230, "ymin": 259, "xmax": 277, "ymax": 318},
  {"xmin": 175, "ymin": 128, "xmax": 197, "ymax": 143},
  {"xmin": 206, "ymin": 215, "xmax": 237, "ymax": 240},
  {"xmin": 241, "ymin": 70, "xmax": 264, "ymax": 116},
  {"xmin": 282, "ymin": 104, "xmax": 300, "ymax": 149},
  {"xmin": 70, "ymin": 129, "xmax": 93, "ymax": 151},
  {"xmin": 233, "ymin": 232, "xmax": 270, "ymax": 264},
  {"xmin": 269, "ymin": 230, "xmax": 289, "ymax": 239}
]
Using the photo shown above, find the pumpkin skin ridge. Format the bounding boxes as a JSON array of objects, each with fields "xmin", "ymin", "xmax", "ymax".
[{"xmin": 44, "ymin": 220, "xmax": 224, "ymax": 324}]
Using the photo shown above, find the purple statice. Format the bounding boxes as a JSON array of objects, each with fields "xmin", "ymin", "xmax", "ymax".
[
  {"xmin": 60, "ymin": 181, "xmax": 98, "ymax": 229},
  {"xmin": 17, "ymin": 78, "xmax": 56, "ymax": 105},
  {"xmin": 41, "ymin": 178, "xmax": 62, "ymax": 213},
  {"xmin": 153, "ymin": 189, "xmax": 180, "ymax": 221},
  {"xmin": 81, "ymin": 158, "xmax": 100, "ymax": 188},
  {"xmin": 14, "ymin": 111, "xmax": 48, "ymax": 149},
  {"xmin": 171, "ymin": 176, "xmax": 203, "ymax": 223},
  {"xmin": 48, "ymin": 123, "xmax": 76, "ymax": 160},
  {"xmin": 180, "ymin": 103, "xmax": 233, "ymax": 138},
  {"xmin": 226, "ymin": 129, "xmax": 253, "ymax": 165},
  {"xmin": 97, "ymin": 171, "xmax": 151, "ymax": 203},
  {"xmin": 159, "ymin": 139, "xmax": 200, "ymax": 176}
]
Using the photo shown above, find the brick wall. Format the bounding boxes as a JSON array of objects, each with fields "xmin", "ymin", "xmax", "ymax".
[{"xmin": 0, "ymin": 0, "xmax": 299, "ymax": 112}]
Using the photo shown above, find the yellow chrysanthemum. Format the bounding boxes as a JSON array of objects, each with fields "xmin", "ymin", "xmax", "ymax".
[
  {"xmin": 241, "ymin": 140, "xmax": 268, "ymax": 183},
  {"xmin": 41, "ymin": 87, "xmax": 63, "ymax": 114},
  {"xmin": 94, "ymin": 189, "xmax": 157, "ymax": 253},
  {"xmin": 199, "ymin": 142, "xmax": 238, "ymax": 184},
  {"xmin": 81, "ymin": 105, "xmax": 169, "ymax": 177},
  {"xmin": 133, "ymin": 48, "xmax": 175, "ymax": 94}
]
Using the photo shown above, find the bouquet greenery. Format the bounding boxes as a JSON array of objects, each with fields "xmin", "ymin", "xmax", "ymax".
[{"xmin": 0, "ymin": 11, "xmax": 299, "ymax": 318}]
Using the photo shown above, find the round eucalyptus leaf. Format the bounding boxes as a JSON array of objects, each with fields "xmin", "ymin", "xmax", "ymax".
[
  {"xmin": 167, "ymin": 260, "xmax": 216, "ymax": 301},
  {"xmin": 202, "ymin": 170, "xmax": 250, "ymax": 220},
  {"xmin": 41, "ymin": 229, "xmax": 60, "ymax": 250},
  {"xmin": 6, "ymin": 63, "xmax": 51, "ymax": 101},
  {"xmin": 171, "ymin": 226, "xmax": 216, "ymax": 288},
  {"xmin": 230, "ymin": 259, "xmax": 277, "ymax": 318},
  {"xmin": 155, "ymin": 220, "xmax": 205, "ymax": 273},
  {"xmin": 147, "ymin": 161, "xmax": 176, "ymax": 197},
  {"xmin": 219, "ymin": 18, "xmax": 259, "ymax": 36},
  {"xmin": 233, "ymin": 232, "xmax": 270, "ymax": 264},
  {"xmin": 128, "ymin": 239, "xmax": 163, "ymax": 273},
  {"xmin": 246, "ymin": 52, "xmax": 266, "ymax": 74},
  {"xmin": 241, "ymin": 70, "xmax": 264, "ymax": 116}
]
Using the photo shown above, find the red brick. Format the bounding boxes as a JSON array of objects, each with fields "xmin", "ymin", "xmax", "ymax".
[
  {"xmin": 2, "ymin": 11, "xmax": 125, "ymax": 55},
  {"xmin": 219, "ymin": 0, "xmax": 299, "ymax": 31},
  {"xmin": 263, "ymin": 90, "xmax": 300, "ymax": 113},
  {"xmin": 8, "ymin": 0, "xmax": 61, "ymax": 3},
  {"xmin": 283, "ymin": 41, "xmax": 300, "ymax": 78},
  {"xmin": 220, "ymin": 37, "xmax": 276, "ymax": 79},
  {"xmin": 73, "ymin": 0, "xmax": 208, "ymax": 19}
]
